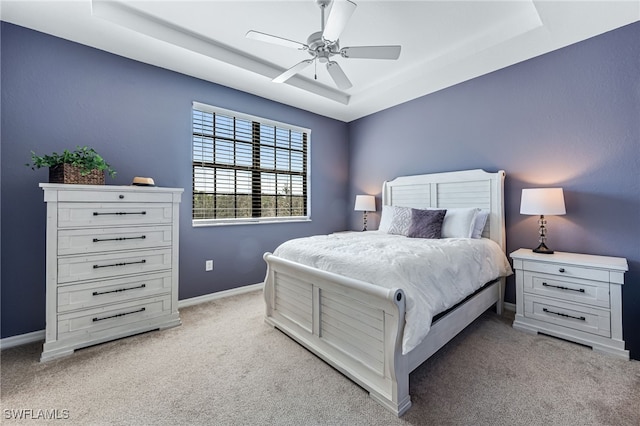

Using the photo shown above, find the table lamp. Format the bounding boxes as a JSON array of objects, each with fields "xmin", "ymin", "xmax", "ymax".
[
  {"xmin": 520, "ymin": 188, "xmax": 566, "ymax": 254},
  {"xmin": 354, "ymin": 195, "xmax": 375, "ymax": 231}
]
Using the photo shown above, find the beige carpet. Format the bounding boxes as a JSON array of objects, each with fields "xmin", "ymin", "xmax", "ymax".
[{"xmin": 1, "ymin": 290, "xmax": 639, "ymax": 425}]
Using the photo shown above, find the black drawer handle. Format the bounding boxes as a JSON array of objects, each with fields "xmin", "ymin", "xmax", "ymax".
[
  {"xmin": 93, "ymin": 211, "xmax": 147, "ymax": 216},
  {"xmin": 93, "ymin": 259, "xmax": 146, "ymax": 269},
  {"xmin": 542, "ymin": 282, "xmax": 585, "ymax": 293},
  {"xmin": 93, "ymin": 307, "xmax": 145, "ymax": 322},
  {"xmin": 543, "ymin": 307, "xmax": 586, "ymax": 321},
  {"xmin": 559, "ymin": 268, "xmax": 565, "ymax": 273},
  {"xmin": 93, "ymin": 284, "xmax": 146, "ymax": 296},
  {"xmin": 93, "ymin": 235, "xmax": 146, "ymax": 243}
]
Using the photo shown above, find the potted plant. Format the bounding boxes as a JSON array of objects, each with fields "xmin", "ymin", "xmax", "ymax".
[{"xmin": 26, "ymin": 146, "xmax": 117, "ymax": 185}]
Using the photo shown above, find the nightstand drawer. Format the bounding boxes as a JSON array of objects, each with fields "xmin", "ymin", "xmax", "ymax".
[
  {"xmin": 523, "ymin": 294, "xmax": 610, "ymax": 338},
  {"xmin": 521, "ymin": 260, "xmax": 610, "ymax": 282},
  {"xmin": 523, "ymin": 271, "xmax": 610, "ymax": 308}
]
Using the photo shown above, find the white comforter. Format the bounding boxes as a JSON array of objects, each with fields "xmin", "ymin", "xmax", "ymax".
[{"xmin": 273, "ymin": 231, "xmax": 513, "ymax": 354}]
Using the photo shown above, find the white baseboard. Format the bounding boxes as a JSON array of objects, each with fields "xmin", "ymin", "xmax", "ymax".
[
  {"xmin": 178, "ymin": 282, "xmax": 263, "ymax": 308},
  {"xmin": 503, "ymin": 302, "xmax": 515, "ymax": 312},
  {"xmin": 0, "ymin": 330, "xmax": 45, "ymax": 350},
  {"xmin": 0, "ymin": 283, "xmax": 264, "ymax": 351}
]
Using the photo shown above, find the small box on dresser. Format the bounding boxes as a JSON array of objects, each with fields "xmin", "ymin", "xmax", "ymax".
[
  {"xmin": 40, "ymin": 183, "xmax": 183, "ymax": 362},
  {"xmin": 510, "ymin": 248, "xmax": 628, "ymax": 359}
]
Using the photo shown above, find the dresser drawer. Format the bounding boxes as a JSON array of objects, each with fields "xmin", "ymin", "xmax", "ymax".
[
  {"xmin": 58, "ymin": 203, "xmax": 172, "ymax": 228},
  {"xmin": 58, "ymin": 249, "xmax": 172, "ymax": 284},
  {"xmin": 521, "ymin": 260, "xmax": 609, "ymax": 282},
  {"xmin": 58, "ymin": 226, "xmax": 172, "ymax": 255},
  {"xmin": 523, "ymin": 271, "xmax": 610, "ymax": 308},
  {"xmin": 57, "ymin": 295, "xmax": 172, "ymax": 339},
  {"xmin": 523, "ymin": 294, "xmax": 610, "ymax": 338},
  {"xmin": 57, "ymin": 190, "xmax": 174, "ymax": 203},
  {"xmin": 58, "ymin": 272, "xmax": 172, "ymax": 313}
]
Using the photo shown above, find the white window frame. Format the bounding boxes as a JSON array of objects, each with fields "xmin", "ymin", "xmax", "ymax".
[{"xmin": 192, "ymin": 102, "xmax": 311, "ymax": 227}]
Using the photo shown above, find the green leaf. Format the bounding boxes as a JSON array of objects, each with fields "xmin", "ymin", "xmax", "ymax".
[{"xmin": 26, "ymin": 146, "xmax": 117, "ymax": 178}]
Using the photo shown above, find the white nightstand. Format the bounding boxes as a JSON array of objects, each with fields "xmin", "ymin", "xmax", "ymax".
[{"xmin": 510, "ymin": 248, "xmax": 628, "ymax": 359}]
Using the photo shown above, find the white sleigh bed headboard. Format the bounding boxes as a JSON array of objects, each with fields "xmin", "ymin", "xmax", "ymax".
[{"xmin": 382, "ymin": 169, "xmax": 506, "ymax": 252}]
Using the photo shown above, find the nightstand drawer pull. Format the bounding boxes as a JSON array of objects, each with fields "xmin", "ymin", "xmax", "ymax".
[
  {"xmin": 93, "ymin": 211, "xmax": 147, "ymax": 216},
  {"xmin": 558, "ymin": 268, "xmax": 565, "ymax": 273},
  {"xmin": 92, "ymin": 259, "xmax": 146, "ymax": 269},
  {"xmin": 93, "ymin": 307, "xmax": 145, "ymax": 322},
  {"xmin": 543, "ymin": 307, "xmax": 586, "ymax": 321},
  {"xmin": 93, "ymin": 284, "xmax": 146, "ymax": 296},
  {"xmin": 542, "ymin": 282, "xmax": 585, "ymax": 293},
  {"xmin": 93, "ymin": 235, "xmax": 147, "ymax": 243}
]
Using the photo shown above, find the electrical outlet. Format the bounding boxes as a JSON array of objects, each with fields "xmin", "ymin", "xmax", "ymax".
[{"xmin": 205, "ymin": 260, "xmax": 213, "ymax": 271}]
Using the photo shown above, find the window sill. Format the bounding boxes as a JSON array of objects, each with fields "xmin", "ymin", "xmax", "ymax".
[{"xmin": 192, "ymin": 217, "xmax": 312, "ymax": 227}]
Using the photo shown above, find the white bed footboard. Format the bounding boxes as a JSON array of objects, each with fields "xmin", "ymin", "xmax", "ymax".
[{"xmin": 263, "ymin": 252, "xmax": 412, "ymax": 415}]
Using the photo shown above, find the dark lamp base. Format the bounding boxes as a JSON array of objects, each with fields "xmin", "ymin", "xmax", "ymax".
[{"xmin": 533, "ymin": 242, "xmax": 554, "ymax": 254}]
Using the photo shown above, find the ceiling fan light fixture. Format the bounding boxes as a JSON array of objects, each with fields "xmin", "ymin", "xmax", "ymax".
[{"xmin": 317, "ymin": 50, "xmax": 331, "ymax": 63}]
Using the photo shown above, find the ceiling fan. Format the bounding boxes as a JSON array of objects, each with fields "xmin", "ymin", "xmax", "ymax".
[{"xmin": 246, "ymin": 0, "xmax": 401, "ymax": 90}]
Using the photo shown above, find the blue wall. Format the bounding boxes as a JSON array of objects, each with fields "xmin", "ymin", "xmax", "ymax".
[
  {"xmin": 2, "ymin": 20, "xmax": 639, "ymax": 360},
  {"xmin": 0, "ymin": 22, "xmax": 349, "ymax": 338},
  {"xmin": 348, "ymin": 22, "xmax": 640, "ymax": 358}
]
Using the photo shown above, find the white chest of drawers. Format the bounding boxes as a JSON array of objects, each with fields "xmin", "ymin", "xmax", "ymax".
[
  {"xmin": 510, "ymin": 248, "xmax": 628, "ymax": 359},
  {"xmin": 40, "ymin": 183, "xmax": 183, "ymax": 362}
]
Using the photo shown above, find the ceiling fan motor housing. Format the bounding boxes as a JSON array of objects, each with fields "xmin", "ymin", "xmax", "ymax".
[{"xmin": 307, "ymin": 31, "xmax": 339, "ymax": 63}]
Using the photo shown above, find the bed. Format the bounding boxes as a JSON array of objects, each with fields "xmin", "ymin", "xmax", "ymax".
[{"xmin": 262, "ymin": 169, "xmax": 510, "ymax": 416}]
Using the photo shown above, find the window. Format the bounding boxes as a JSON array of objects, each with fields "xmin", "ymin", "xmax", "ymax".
[{"xmin": 192, "ymin": 102, "xmax": 310, "ymax": 225}]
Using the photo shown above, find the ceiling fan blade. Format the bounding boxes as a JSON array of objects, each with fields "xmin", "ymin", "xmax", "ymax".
[
  {"xmin": 341, "ymin": 45, "xmax": 401, "ymax": 60},
  {"xmin": 326, "ymin": 61, "xmax": 352, "ymax": 90},
  {"xmin": 322, "ymin": 0, "xmax": 357, "ymax": 42},
  {"xmin": 273, "ymin": 59, "xmax": 314, "ymax": 83},
  {"xmin": 246, "ymin": 30, "xmax": 307, "ymax": 50}
]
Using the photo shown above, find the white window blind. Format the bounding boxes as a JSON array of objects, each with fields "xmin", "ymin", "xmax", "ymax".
[{"xmin": 192, "ymin": 102, "xmax": 310, "ymax": 225}]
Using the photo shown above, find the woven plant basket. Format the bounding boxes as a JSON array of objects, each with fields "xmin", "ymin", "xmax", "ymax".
[{"xmin": 49, "ymin": 164, "xmax": 105, "ymax": 185}]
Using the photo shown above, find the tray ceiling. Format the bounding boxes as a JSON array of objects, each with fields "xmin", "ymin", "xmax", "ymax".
[{"xmin": 1, "ymin": 1, "xmax": 638, "ymax": 122}]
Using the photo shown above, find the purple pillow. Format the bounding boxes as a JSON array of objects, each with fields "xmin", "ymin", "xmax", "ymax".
[{"xmin": 408, "ymin": 209, "xmax": 446, "ymax": 239}]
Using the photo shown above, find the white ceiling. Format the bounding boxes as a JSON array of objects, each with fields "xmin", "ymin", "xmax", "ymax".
[{"xmin": 1, "ymin": 1, "xmax": 638, "ymax": 122}]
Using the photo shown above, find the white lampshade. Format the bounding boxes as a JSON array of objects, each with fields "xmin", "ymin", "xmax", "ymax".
[
  {"xmin": 354, "ymin": 195, "xmax": 376, "ymax": 212},
  {"xmin": 520, "ymin": 188, "xmax": 566, "ymax": 216}
]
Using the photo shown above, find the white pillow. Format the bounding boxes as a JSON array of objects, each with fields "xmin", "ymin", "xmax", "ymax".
[
  {"xmin": 381, "ymin": 205, "xmax": 484, "ymax": 238},
  {"xmin": 378, "ymin": 205, "xmax": 394, "ymax": 233},
  {"xmin": 387, "ymin": 206, "xmax": 412, "ymax": 236},
  {"xmin": 440, "ymin": 207, "xmax": 480, "ymax": 238},
  {"xmin": 471, "ymin": 210, "xmax": 489, "ymax": 239}
]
